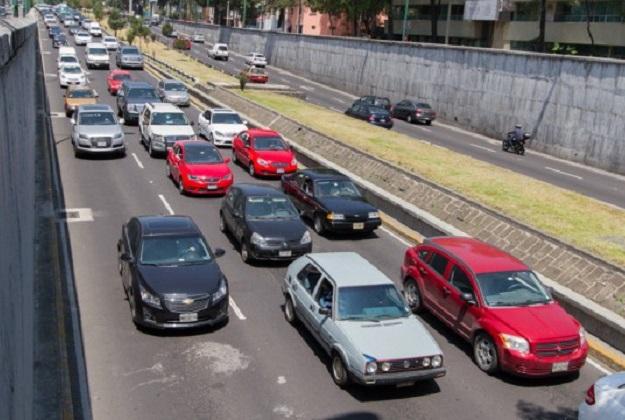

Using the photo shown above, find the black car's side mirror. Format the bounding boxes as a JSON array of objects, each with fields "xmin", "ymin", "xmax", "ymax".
[
  {"xmin": 318, "ymin": 307, "xmax": 331, "ymax": 316},
  {"xmin": 120, "ymin": 253, "xmax": 133, "ymax": 263},
  {"xmin": 214, "ymin": 248, "xmax": 225, "ymax": 258},
  {"xmin": 461, "ymin": 292, "xmax": 476, "ymax": 305}
]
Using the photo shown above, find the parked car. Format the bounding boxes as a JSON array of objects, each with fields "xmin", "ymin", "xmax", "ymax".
[
  {"xmin": 115, "ymin": 45, "xmax": 144, "ymax": 69},
  {"xmin": 64, "ymin": 84, "xmax": 98, "ymax": 117},
  {"xmin": 139, "ymin": 102, "xmax": 195, "ymax": 156},
  {"xmin": 281, "ymin": 168, "xmax": 382, "ymax": 236},
  {"xmin": 240, "ymin": 66, "xmax": 268, "ymax": 84},
  {"xmin": 167, "ymin": 141, "xmax": 233, "ymax": 196},
  {"xmin": 355, "ymin": 96, "xmax": 391, "ymax": 112},
  {"xmin": 192, "ymin": 33, "xmax": 205, "ymax": 43},
  {"xmin": 579, "ymin": 371, "xmax": 625, "ymax": 420},
  {"xmin": 59, "ymin": 64, "xmax": 86, "ymax": 88},
  {"xmin": 344, "ymin": 102, "xmax": 393, "ymax": 129},
  {"xmin": 401, "ymin": 237, "xmax": 588, "ymax": 377},
  {"xmin": 245, "ymin": 52, "xmax": 267, "ymax": 67},
  {"xmin": 392, "ymin": 100, "xmax": 436, "ymax": 125},
  {"xmin": 282, "ymin": 252, "xmax": 446, "ymax": 387},
  {"xmin": 157, "ymin": 79, "xmax": 190, "ymax": 106},
  {"xmin": 52, "ymin": 33, "xmax": 68, "ymax": 48},
  {"xmin": 73, "ymin": 30, "xmax": 92, "ymax": 45},
  {"xmin": 208, "ymin": 43, "xmax": 229, "ymax": 61},
  {"xmin": 198, "ymin": 108, "xmax": 247, "ymax": 146},
  {"xmin": 102, "ymin": 35, "xmax": 119, "ymax": 51},
  {"xmin": 117, "ymin": 215, "xmax": 229, "ymax": 329},
  {"xmin": 85, "ymin": 42, "xmax": 110, "ymax": 69},
  {"xmin": 232, "ymin": 128, "xmax": 297, "ymax": 177},
  {"xmin": 219, "ymin": 184, "xmax": 312, "ymax": 263},
  {"xmin": 106, "ymin": 69, "xmax": 132, "ymax": 95},
  {"xmin": 57, "ymin": 53, "xmax": 80, "ymax": 70},
  {"xmin": 116, "ymin": 80, "xmax": 161, "ymax": 124},
  {"xmin": 70, "ymin": 104, "xmax": 125, "ymax": 157},
  {"xmin": 48, "ymin": 25, "xmax": 61, "ymax": 39}
]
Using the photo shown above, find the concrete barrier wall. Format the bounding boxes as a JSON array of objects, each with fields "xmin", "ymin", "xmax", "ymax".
[
  {"xmin": 0, "ymin": 12, "xmax": 39, "ymax": 420},
  {"xmin": 173, "ymin": 21, "xmax": 625, "ymax": 174}
]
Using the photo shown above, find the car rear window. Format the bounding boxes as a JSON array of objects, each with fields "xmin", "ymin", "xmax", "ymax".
[
  {"xmin": 416, "ymin": 103, "xmax": 432, "ymax": 109},
  {"xmin": 113, "ymin": 74, "xmax": 131, "ymax": 81}
]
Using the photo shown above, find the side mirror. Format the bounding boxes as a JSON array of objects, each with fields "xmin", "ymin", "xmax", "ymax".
[
  {"xmin": 70, "ymin": 118, "xmax": 76, "ymax": 125},
  {"xmin": 461, "ymin": 292, "xmax": 476, "ymax": 305},
  {"xmin": 318, "ymin": 307, "xmax": 331, "ymax": 316},
  {"xmin": 214, "ymin": 248, "xmax": 225, "ymax": 258},
  {"xmin": 224, "ymin": 157, "xmax": 231, "ymax": 164},
  {"xmin": 120, "ymin": 253, "xmax": 133, "ymax": 262},
  {"xmin": 118, "ymin": 118, "xmax": 125, "ymax": 125},
  {"xmin": 242, "ymin": 120, "xmax": 248, "ymax": 126}
]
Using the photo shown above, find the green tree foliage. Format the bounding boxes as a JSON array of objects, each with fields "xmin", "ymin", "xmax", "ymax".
[
  {"xmin": 108, "ymin": 8, "xmax": 126, "ymax": 37},
  {"xmin": 93, "ymin": 0, "xmax": 103, "ymax": 20},
  {"xmin": 162, "ymin": 22, "xmax": 174, "ymax": 37},
  {"xmin": 306, "ymin": 0, "xmax": 386, "ymax": 36}
]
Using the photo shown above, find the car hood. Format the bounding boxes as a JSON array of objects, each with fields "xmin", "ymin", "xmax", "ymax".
[
  {"xmin": 317, "ymin": 196, "xmax": 376, "ymax": 214},
  {"xmin": 138, "ymin": 261, "xmax": 222, "ymax": 295},
  {"xmin": 247, "ymin": 219, "xmax": 306, "ymax": 241},
  {"xmin": 338, "ymin": 316, "xmax": 442, "ymax": 359},
  {"xmin": 87, "ymin": 53, "xmax": 108, "ymax": 59},
  {"xmin": 211, "ymin": 124, "xmax": 247, "ymax": 135},
  {"xmin": 66, "ymin": 98, "xmax": 97, "ymax": 107},
  {"xmin": 186, "ymin": 162, "xmax": 231, "ymax": 177},
  {"xmin": 255, "ymin": 149, "xmax": 293, "ymax": 162},
  {"xmin": 489, "ymin": 302, "xmax": 580, "ymax": 342},
  {"xmin": 77, "ymin": 125, "xmax": 122, "ymax": 137},
  {"xmin": 150, "ymin": 125, "xmax": 195, "ymax": 136},
  {"xmin": 164, "ymin": 91, "xmax": 189, "ymax": 98}
]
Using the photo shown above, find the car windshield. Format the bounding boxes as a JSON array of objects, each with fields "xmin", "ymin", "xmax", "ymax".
[
  {"xmin": 122, "ymin": 47, "xmax": 139, "ymax": 54},
  {"xmin": 140, "ymin": 235, "xmax": 212, "ymax": 265},
  {"xmin": 68, "ymin": 89, "xmax": 94, "ymax": 98},
  {"xmin": 245, "ymin": 196, "xmax": 299, "ymax": 220},
  {"xmin": 476, "ymin": 271, "xmax": 552, "ymax": 307},
  {"xmin": 64, "ymin": 67, "xmax": 82, "ymax": 74},
  {"xmin": 151, "ymin": 112, "xmax": 188, "ymax": 125},
  {"xmin": 315, "ymin": 180, "xmax": 361, "ymax": 198},
  {"xmin": 88, "ymin": 48, "xmax": 107, "ymax": 55},
  {"xmin": 60, "ymin": 56, "xmax": 78, "ymax": 63},
  {"xmin": 113, "ymin": 73, "xmax": 131, "ymax": 81},
  {"xmin": 416, "ymin": 103, "xmax": 432, "ymax": 109},
  {"xmin": 164, "ymin": 82, "xmax": 186, "ymax": 92},
  {"xmin": 250, "ymin": 68, "xmax": 265, "ymax": 75},
  {"xmin": 77, "ymin": 31, "xmax": 88, "ymax": 36},
  {"xmin": 128, "ymin": 88, "xmax": 157, "ymax": 99},
  {"xmin": 338, "ymin": 285, "xmax": 409, "ymax": 321},
  {"xmin": 79, "ymin": 111, "xmax": 116, "ymax": 125},
  {"xmin": 212, "ymin": 113, "xmax": 242, "ymax": 124},
  {"xmin": 218, "ymin": 46, "xmax": 228, "ymax": 51},
  {"xmin": 104, "ymin": 37, "xmax": 116, "ymax": 42},
  {"xmin": 253, "ymin": 136, "xmax": 287, "ymax": 151},
  {"xmin": 184, "ymin": 144, "xmax": 223, "ymax": 164}
]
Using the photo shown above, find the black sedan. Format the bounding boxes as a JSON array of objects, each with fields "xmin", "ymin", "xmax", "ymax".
[
  {"xmin": 52, "ymin": 33, "xmax": 68, "ymax": 48},
  {"xmin": 48, "ymin": 25, "xmax": 61, "ymax": 39},
  {"xmin": 117, "ymin": 215, "xmax": 228, "ymax": 330},
  {"xmin": 391, "ymin": 99, "xmax": 436, "ymax": 125},
  {"xmin": 281, "ymin": 168, "xmax": 382, "ymax": 235},
  {"xmin": 219, "ymin": 183, "xmax": 312, "ymax": 264},
  {"xmin": 344, "ymin": 102, "xmax": 393, "ymax": 129}
]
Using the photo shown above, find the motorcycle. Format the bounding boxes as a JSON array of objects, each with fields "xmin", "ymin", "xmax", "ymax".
[{"xmin": 502, "ymin": 132, "xmax": 529, "ymax": 155}]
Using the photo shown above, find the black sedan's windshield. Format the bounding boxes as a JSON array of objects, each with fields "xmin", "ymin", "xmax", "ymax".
[
  {"xmin": 79, "ymin": 112, "xmax": 116, "ymax": 125},
  {"xmin": 140, "ymin": 235, "xmax": 212, "ymax": 265},
  {"xmin": 128, "ymin": 88, "xmax": 157, "ymax": 99},
  {"xmin": 245, "ymin": 196, "xmax": 299, "ymax": 220},
  {"xmin": 253, "ymin": 136, "xmax": 287, "ymax": 151},
  {"xmin": 184, "ymin": 145, "xmax": 223, "ymax": 164},
  {"xmin": 476, "ymin": 271, "xmax": 552, "ymax": 307},
  {"xmin": 338, "ymin": 285, "xmax": 409, "ymax": 321},
  {"xmin": 315, "ymin": 180, "xmax": 361, "ymax": 198}
]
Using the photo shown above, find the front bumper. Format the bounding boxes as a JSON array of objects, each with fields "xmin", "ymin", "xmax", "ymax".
[
  {"xmin": 252, "ymin": 163, "xmax": 297, "ymax": 177},
  {"xmin": 324, "ymin": 218, "xmax": 381, "ymax": 233},
  {"xmin": 249, "ymin": 76, "xmax": 268, "ymax": 83},
  {"xmin": 120, "ymin": 61, "xmax": 144, "ymax": 69},
  {"xmin": 212, "ymin": 133, "xmax": 236, "ymax": 147},
  {"xmin": 137, "ymin": 296, "xmax": 229, "ymax": 329},
  {"xmin": 87, "ymin": 60, "xmax": 109, "ymax": 68},
  {"xmin": 75, "ymin": 141, "xmax": 125, "ymax": 154},
  {"xmin": 182, "ymin": 177, "xmax": 233, "ymax": 195},
  {"xmin": 499, "ymin": 344, "xmax": 588, "ymax": 377},
  {"xmin": 352, "ymin": 367, "xmax": 446, "ymax": 386},
  {"xmin": 249, "ymin": 242, "xmax": 312, "ymax": 261},
  {"xmin": 164, "ymin": 96, "xmax": 190, "ymax": 106},
  {"xmin": 60, "ymin": 78, "xmax": 86, "ymax": 87}
]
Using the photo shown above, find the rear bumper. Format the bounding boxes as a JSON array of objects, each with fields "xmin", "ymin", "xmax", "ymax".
[
  {"xmin": 352, "ymin": 367, "xmax": 446, "ymax": 386},
  {"xmin": 370, "ymin": 120, "xmax": 393, "ymax": 129}
]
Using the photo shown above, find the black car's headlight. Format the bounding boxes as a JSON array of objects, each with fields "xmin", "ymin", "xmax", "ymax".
[
  {"xmin": 300, "ymin": 231, "xmax": 312, "ymax": 245},
  {"xmin": 139, "ymin": 284, "xmax": 162, "ymax": 308},
  {"xmin": 212, "ymin": 276, "xmax": 228, "ymax": 302}
]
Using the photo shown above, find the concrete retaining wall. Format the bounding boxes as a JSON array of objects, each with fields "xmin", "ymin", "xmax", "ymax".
[{"xmin": 173, "ymin": 21, "xmax": 625, "ymax": 175}]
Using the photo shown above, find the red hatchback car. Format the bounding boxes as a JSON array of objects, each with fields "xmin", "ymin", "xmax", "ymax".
[
  {"xmin": 232, "ymin": 128, "xmax": 297, "ymax": 177},
  {"xmin": 401, "ymin": 237, "xmax": 588, "ymax": 377},
  {"xmin": 106, "ymin": 69, "xmax": 132, "ymax": 95},
  {"xmin": 167, "ymin": 141, "xmax": 233, "ymax": 195}
]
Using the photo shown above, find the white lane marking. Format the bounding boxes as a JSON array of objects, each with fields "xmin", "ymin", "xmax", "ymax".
[
  {"xmin": 45, "ymin": 73, "xmax": 58, "ymax": 78},
  {"xmin": 60, "ymin": 208, "xmax": 94, "ymax": 222},
  {"xmin": 42, "ymin": 51, "xmax": 52, "ymax": 55},
  {"xmin": 330, "ymin": 107, "xmax": 342, "ymax": 113},
  {"xmin": 418, "ymin": 126, "xmax": 433, "ymax": 133},
  {"xmin": 277, "ymin": 376, "xmax": 287, "ymax": 384},
  {"xmin": 299, "ymin": 85, "xmax": 313, "ymax": 91},
  {"xmin": 229, "ymin": 297, "xmax": 247, "ymax": 320},
  {"xmin": 545, "ymin": 166, "xmax": 583, "ymax": 180},
  {"xmin": 158, "ymin": 194, "xmax": 174, "ymax": 215},
  {"xmin": 50, "ymin": 112, "xmax": 66, "ymax": 118},
  {"xmin": 587, "ymin": 358, "xmax": 611, "ymax": 375},
  {"xmin": 131, "ymin": 152, "xmax": 144, "ymax": 169},
  {"xmin": 380, "ymin": 226, "xmax": 412, "ymax": 247},
  {"xmin": 469, "ymin": 143, "xmax": 496, "ymax": 153}
]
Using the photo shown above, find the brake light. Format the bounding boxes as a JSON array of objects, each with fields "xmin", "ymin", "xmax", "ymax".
[
  {"xmin": 368, "ymin": 115, "xmax": 375, "ymax": 121},
  {"xmin": 585, "ymin": 384, "xmax": 595, "ymax": 405}
]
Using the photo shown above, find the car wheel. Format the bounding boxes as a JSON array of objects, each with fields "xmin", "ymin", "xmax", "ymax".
[
  {"xmin": 407, "ymin": 114, "xmax": 413, "ymax": 124},
  {"xmin": 425, "ymin": 120, "xmax": 432, "ymax": 126},
  {"xmin": 474, "ymin": 333, "xmax": 499, "ymax": 374},
  {"xmin": 178, "ymin": 178, "xmax": 185, "ymax": 195},
  {"xmin": 284, "ymin": 295, "xmax": 297, "ymax": 325},
  {"xmin": 313, "ymin": 214, "xmax": 325, "ymax": 235},
  {"xmin": 248, "ymin": 163, "xmax": 255, "ymax": 177},
  {"xmin": 232, "ymin": 150, "xmax": 238, "ymax": 164},
  {"xmin": 148, "ymin": 140, "xmax": 156, "ymax": 157},
  {"xmin": 127, "ymin": 286, "xmax": 138, "ymax": 324},
  {"xmin": 208, "ymin": 132, "xmax": 214, "ymax": 143},
  {"xmin": 331, "ymin": 353, "xmax": 350, "ymax": 387},
  {"xmin": 219, "ymin": 212, "xmax": 227, "ymax": 233},
  {"xmin": 240, "ymin": 242, "xmax": 252, "ymax": 263},
  {"xmin": 404, "ymin": 278, "xmax": 423, "ymax": 313}
]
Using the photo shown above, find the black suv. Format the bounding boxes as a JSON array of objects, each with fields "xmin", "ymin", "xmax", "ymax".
[
  {"xmin": 117, "ymin": 215, "xmax": 228, "ymax": 329},
  {"xmin": 116, "ymin": 81, "xmax": 161, "ymax": 124}
]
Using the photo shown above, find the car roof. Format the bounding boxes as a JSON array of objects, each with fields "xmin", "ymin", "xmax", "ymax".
[
  {"xmin": 424, "ymin": 237, "xmax": 528, "ymax": 274},
  {"xmin": 123, "ymin": 80, "xmax": 152, "ymax": 89},
  {"xmin": 161, "ymin": 79, "xmax": 183, "ymax": 84},
  {"xmin": 210, "ymin": 108, "xmax": 237, "ymax": 114},
  {"xmin": 234, "ymin": 183, "xmax": 283, "ymax": 196},
  {"xmin": 248, "ymin": 128, "xmax": 279, "ymax": 137},
  {"xmin": 137, "ymin": 215, "xmax": 200, "ymax": 236},
  {"xmin": 77, "ymin": 104, "xmax": 112, "ymax": 112},
  {"xmin": 306, "ymin": 252, "xmax": 392, "ymax": 287},
  {"xmin": 148, "ymin": 103, "xmax": 183, "ymax": 112},
  {"xmin": 300, "ymin": 168, "xmax": 349, "ymax": 181}
]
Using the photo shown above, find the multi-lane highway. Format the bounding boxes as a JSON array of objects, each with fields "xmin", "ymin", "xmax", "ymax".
[
  {"xmin": 40, "ymin": 20, "xmax": 606, "ymax": 420},
  {"xmin": 157, "ymin": 24, "xmax": 625, "ymax": 210}
]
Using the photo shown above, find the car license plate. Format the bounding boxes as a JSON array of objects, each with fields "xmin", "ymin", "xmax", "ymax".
[
  {"xmin": 277, "ymin": 168, "xmax": 285, "ymax": 174},
  {"xmin": 97, "ymin": 141, "xmax": 106, "ymax": 147},
  {"xmin": 396, "ymin": 381, "xmax": 415, "ymax": 388},
  {"xmin": 279, "ymin": 250, "xmax": 292, "ymax": 257},
  {"xmin": 551, "ymin": 362, "xmax": 568, "ymax": 372},
  {"xmin": 179, "ymin": 313, "xmax": 198, "ymax": 322},
  {"xmin": 206, "ymin": 184, "xmax": 218, "ymax": 190},
  {"xmin": 353, "ymin": 223, "xmax": 364, "ymax": 230}
]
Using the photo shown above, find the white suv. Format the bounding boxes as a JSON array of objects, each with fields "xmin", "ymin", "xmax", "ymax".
[
  {"xmin": 208, "ymin": 43, "xmax": 229, "ymax": 61},
  {"xmin": 88, "ymin": 22, "xmax": 102, "ymax": 37},
  {"xmin": 245, "ymin": 52, "xmax": 267, "ymax": 67},
  {"xmin": 139, "ymin": 103, "xmax": 196, "ymax": 157},
  {"xmin": 198, "ymin": 108, "xmax": 247, "ymax": 147},
  {"xmin": 85, "ymin": 42, "xmax": 109, "ymax": 69}
]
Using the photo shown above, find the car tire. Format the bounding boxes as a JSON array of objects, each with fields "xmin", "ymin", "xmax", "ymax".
[
  {"xmin": 404, "ymin": 278, "xmax": 423, "ymax": 313},
  {"xmin": 178, "ymin": 178, "xmax": 185, "ymax": 195},
  {"xmin": 426, "ymin": 120, "xmax": 432, "ymax": 126},
  {"xmin": 232, "ymin": 150, "xmax": 238, "ymax": 164},
  {"xmin": 473, "ymin": 333, "xmax": 499, "ymax": 374},
  {"xmin": 240, "ymin": 242, "xmax": 252, "ymax": 264},
  {"xmin": 219, "ymin": 212, "xmax": 227, "ymax": 233},
  {"xmin": 313, "ymin": 214, "xmax": 325, "ymax": 235},
  {"xmin": 248, "ymin": 163, "xmax": 255, "ymax": 177},
  {"xmin": 407, "ymin": 114, "xmax": 413, "ymax": 124},
  {"xmin": 331, "ymin": 353, "xmax": 350, "ymax": 387},
  {"xmin": 284, "ymin": 295, "xmax": 297, "ymax": 325},
  {"xmin": 148, "ymin": 140, "xmax": 156, "ymax": 158}
]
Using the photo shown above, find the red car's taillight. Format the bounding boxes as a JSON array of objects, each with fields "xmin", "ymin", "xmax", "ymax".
[{"xmin": 585, "ymin": 384, "xmax": 596, "ymax": 405}]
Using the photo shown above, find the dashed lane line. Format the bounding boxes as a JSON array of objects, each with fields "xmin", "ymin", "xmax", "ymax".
[
  {"xmin": 469, "ymin": 143, "xmax": 496, "ymax": 153},
  {"xmin": 545, "ymin": 166, "xmax": 584, "ymax": 180},
  {"xmin": 229, "ymin": 297, "xmax": 247, "ymax": 320},
  {"xmin": 157, "ymin": 194, "xmax": 174, "ymax": 215},
  {"xmin": 131, "ymin": 153, "xmax": 144, "ymax": 169}
]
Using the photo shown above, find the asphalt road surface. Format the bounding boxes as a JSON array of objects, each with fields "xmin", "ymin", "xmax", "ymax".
[
  {"xmin": 41, "ymin": 21, "xmax": 605, "ymax": 420},
  {"xmin": 157, "ymin": 25, "xmax": 625, "ymax": 210}
]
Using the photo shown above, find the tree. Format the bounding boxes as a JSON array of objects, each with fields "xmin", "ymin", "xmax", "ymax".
[
  {"xmin": 93, "ymin": 0, "xmax": 103, "ymax": 21},
  {"xmin": 108, "ymin": 8, "xmax": 126, "ymax": 37},
  {"xmin": 162, "ymin": 22, "xmax": 174, "ymax": 36},
  {"xmin": 582, "ymin": 0, "xmax": 595, "ymax": 51}
]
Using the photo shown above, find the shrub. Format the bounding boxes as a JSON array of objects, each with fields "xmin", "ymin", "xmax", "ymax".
[
  {"xmin": 162, "ymin": 22, "xmax": 173, "ymax": 37},
  {"xmin": 173, "ymin": 38, "xmax": 189, "ymax": 50}
]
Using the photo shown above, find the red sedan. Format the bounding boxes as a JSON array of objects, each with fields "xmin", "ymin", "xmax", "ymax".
[
  {"xmin": 232, "ymin": 128, "xmax": 297, "ymax": 177},
  {"xmin": 401, "ymin": 237, "xmax": 588, "ymax": 378},
  {"xmin": 167, "ymin": 141, "xmax": 233, "ymax": 196},
  {"xmin": 241, "ymin": 66, "xmax": 268, "ymax": 84},
  {"xmin": 106, "ymin": 69, "xmax": 132, "ymax": 95}
]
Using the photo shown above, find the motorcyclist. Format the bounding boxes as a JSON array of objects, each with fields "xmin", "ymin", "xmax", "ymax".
[{"xmin": 512, "ymin": 124, "xmax": 524, "ymax": 145}]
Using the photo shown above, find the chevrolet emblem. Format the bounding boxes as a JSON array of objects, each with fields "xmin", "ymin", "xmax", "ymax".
[{"xmin": 182, "ymin": 298, "xmax": 194, "ymax": 305}]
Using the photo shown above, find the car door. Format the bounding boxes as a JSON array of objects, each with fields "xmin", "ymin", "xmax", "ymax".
[
  {"xmin": 231, "ymin": 193, "xmax": 246, "ymax": 244},
  {"xmin": 285, "ymin": 173, "xmax": 307, "ymax": 211},
  {"xmin": 301, "ymin": 178, "xmax": 319, "ymax": 218},
  {"xmin": 116, "ymin": 85, "xmax": 125, "ymax": 112},
  {"xmin": 292, "ymin": 263, "xmax": 322, "ymax": 330},
  {"xmin": 139, "ymin": 107, "xmax": 150, "ymax": 139},
  {"xmin": 120, "ymin": 219, "xmax": 139, "ymax": 292},
  {"xmin": 198, "ymin": 110, "xmax": 211, "ymax": 137},
  {"xmin": 239, "ymin": 133, "xmax": 252, "ymax": 166},
  {"xmin": 221, "ymin": 188, "xmax": 238, "ymax": 233},
  {"xmin": 168, "ymin": 144, "xmax": 182, "ymax": 181},
  {"xmin": 309, "ymin": 277, "xmax": 335, "ymax": 351},
  {"xmin": 157, "ymin": 80, "xmax": 164, "ymax": 99},
  {"xmin": 442, "ymin": 265, "xmax": 480, "ymax": 339},
  {"xmin": 421, "ymin": 249, "xmax": 451, "ymax": 320}
]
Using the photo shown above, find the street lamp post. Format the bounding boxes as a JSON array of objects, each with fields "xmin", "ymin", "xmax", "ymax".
[{"xmin": 401, "ymin": 0, "xmax": 409, "ymax": 41}]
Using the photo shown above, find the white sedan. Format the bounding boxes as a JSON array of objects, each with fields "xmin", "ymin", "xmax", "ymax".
[
  {"xmin": 74, "ymin": 31, "xmax": 92, "ymax": 45},
  {"xmin": 245, "ymin": 52, "xmax": 267, "ymax": 68},
  {"xmin": 579, "ymin": 371, "xmax": 625, "ymax": 420},
  {"xmin": 59, "ymin": 65, "xmax": 87, "ymax": 88},
  {"xmin": 102, "ymin": 36, "xmax": 119, "ymax": 50}
]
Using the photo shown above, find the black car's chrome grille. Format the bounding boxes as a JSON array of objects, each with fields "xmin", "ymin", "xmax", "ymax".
[
  {"xmin": 264, "ymin": 237, "xmax": 299, "ymax": 247},
  {"xmin": 343, "ymin": 214, "xmax": 369, "ymax": 222},
  {"xmin": 163, "ymin": 294, "xmax": 210, "ymax": 313},
  {"xmin": 534, "ymin": 338, "xmax": 579, "ymax": 357},
  {"xmin": 90, "ymin": 137, "xmax": 112, "ymax": 147}
]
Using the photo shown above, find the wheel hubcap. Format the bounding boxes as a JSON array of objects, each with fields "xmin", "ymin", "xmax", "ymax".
[
  {"xmin": 241, "ymin": 245, "xmax": 248, "ymax": 261},
  {"xmin": 477, "ymin": 338, "xmax": 494, "ymax": 367},
  {"xmin": 406, "ymin": 283, "xmax": 419, "ymax": 307},
  {"xmin": 333, "ymin": 357, "xmax": 344, "ymax": 381}
]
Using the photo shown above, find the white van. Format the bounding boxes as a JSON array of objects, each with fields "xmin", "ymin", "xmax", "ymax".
[
  {"xmin": 88, "ymin": 22, "xmax": 102, "ymax": 37},
  {"xmin": 58, "ymin": 46, "xmax": 77, "ymax": 57},
  {"xmin": 208, "ymin": 43, "xmax": 229, "ymax": 61}
]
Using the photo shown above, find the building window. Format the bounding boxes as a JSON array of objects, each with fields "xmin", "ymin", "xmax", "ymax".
[
  {"xmin": 554, "ymin": 1, "xmax": 625, "ymax": 23},
  {"xmin": 511, "ymin": 1, "xmax": 539, "ymax": 21}
]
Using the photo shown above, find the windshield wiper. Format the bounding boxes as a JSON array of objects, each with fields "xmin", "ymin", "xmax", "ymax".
[{"xmin": 341, "ymin": 315, "xmax": 380, "ymax": 322}]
